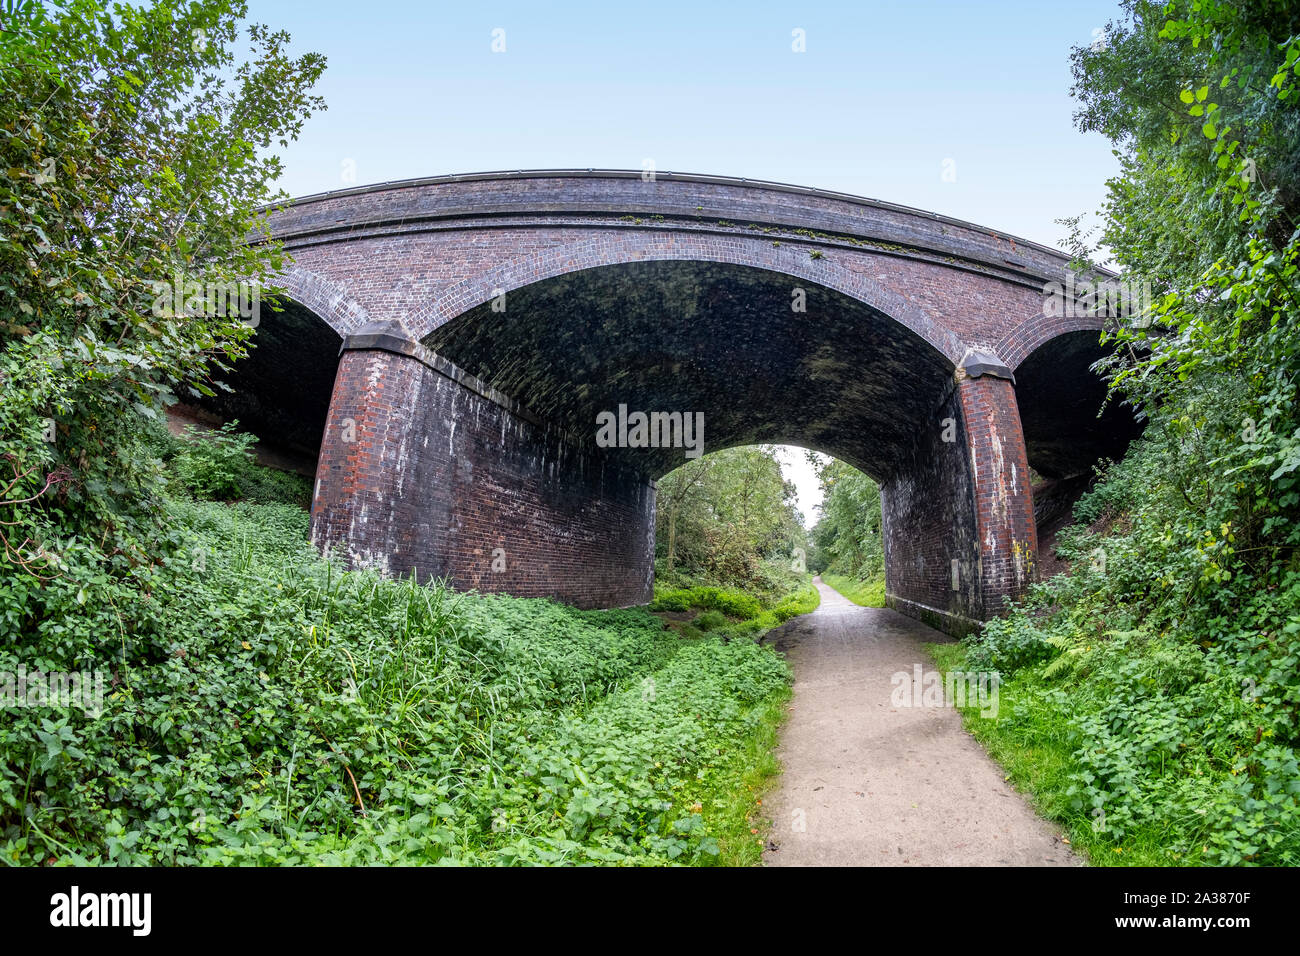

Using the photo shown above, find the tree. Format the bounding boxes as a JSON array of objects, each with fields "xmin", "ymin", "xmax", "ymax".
[
  {"xmin": 0, "ymin": 0, "xmax": 325, "ymax": 582},
  {"xmin": 657, "ymin": 454, "xmax": 710, "ymax": 574},
  {"xmin": 807, "ymin": 455, "xmax": 882, "ymax": 579},
  {"xmin": 1069, "ymin": 0, "xmax": 1300, "ymax": 577},
  {"xmin": 654, "ymin": 445, "xmax": 806, "ymax": 586}
]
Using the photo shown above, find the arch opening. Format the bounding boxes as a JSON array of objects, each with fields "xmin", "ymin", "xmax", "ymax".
[
  {"xmin": 422, "ymin": 260, "xmax": 956, "ymax": 483},
  {"xmin": 176, "ymin": 296, "xmax": 342, "ymax": 476},
  {"xmin": 1015, "ymin": 329, "xmax": 1142, "ymax": 480}
]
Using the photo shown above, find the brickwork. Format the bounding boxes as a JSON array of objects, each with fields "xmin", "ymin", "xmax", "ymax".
[
  {"xmin": 881, "ymin": 384, "xmax": 983, "ymax": 634},
  {"xmin": 880, "ymin": 372, "xmax": 1036, "ymax": 632},
  {"xmin": 957, "ymin": 374, "xmax": 1038, "ymax": 611},
  {"xmin": 264, "ymin": 171, "xmax": 1105, "ymax": 366},
  {"xmin": 243, "ymin": 171, "xmax": 1134, "ymax": 634},
  {"xmin": 311, "ymin": 334, "xmax": 655, "ymax": 608}
]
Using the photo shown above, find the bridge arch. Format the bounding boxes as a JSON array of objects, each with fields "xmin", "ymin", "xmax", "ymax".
[
  {"xmin": 214, "ymin": 170, "xmax": 1138, "ymax": 633},
  {"xmin": 277, "ymin": 264, "xmax": 373, "ymax": 336},
  {"xmin": 312, "ymin": 255, "xmax": 1034, "ymax": 633},
  {"xmin": 409, "ymin": 233, "xmax": 965, "ymax": 364},
  {"xmin": 176, "ymin": 288, "xmax": 342, "ymax": 474},
  {"xmin": 997, "ymin": 311, "xmax": 1107, "ymax": 373},
  {"xmin": 1013, "ymin": 327, "xmax": 1141, "ymax": 481}
]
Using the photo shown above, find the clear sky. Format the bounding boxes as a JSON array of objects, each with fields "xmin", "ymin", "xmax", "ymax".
[{"xmin": 252, "ymin": 0, "xmax": 1128, "ymax": 522}]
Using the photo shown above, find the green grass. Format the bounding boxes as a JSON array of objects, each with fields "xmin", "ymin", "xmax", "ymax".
[
  {"xmin": 821, "ymin": 573, "xmax": 886, "ymax": 608},
  {"xmin": 927, "ymin": 643, "xmax": 1208, "ymax": 867},
  {"xmin": 756, "ymin": 583, "xmax": 820, "ymax": 626},
  {"xmin": 695, "ymin": 685, "xmax": 792, "ymax": 866},
  {"xmin": 650, "ymin": 574, "xmax": 821, "ymax": 637}
]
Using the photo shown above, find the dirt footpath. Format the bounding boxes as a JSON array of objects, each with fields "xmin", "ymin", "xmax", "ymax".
[{"xmin": 761, "ymin": 579, "xmax": 1077, "ymax": 867}]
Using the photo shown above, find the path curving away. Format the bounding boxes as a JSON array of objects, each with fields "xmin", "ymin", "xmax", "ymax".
[{"xmin": 761, "ymin": 579, "xmax": 1077, "ymax": 867}]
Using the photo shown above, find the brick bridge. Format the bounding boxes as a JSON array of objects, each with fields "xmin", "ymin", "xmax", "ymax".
[{"xmin": 210, "ymin": 170, "xmax": 1136, "ymax": 635}]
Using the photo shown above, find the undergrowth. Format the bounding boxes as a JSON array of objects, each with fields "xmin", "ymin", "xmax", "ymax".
[{"xmin": 0, "ymin": 494, "xmax": 793, "ymax": 866}]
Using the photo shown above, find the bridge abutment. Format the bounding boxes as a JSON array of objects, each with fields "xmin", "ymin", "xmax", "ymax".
[
  {"xmin": 309, "ymin": 322, "xmax": 656, "ymax": 607},
  {"xmin": 882, "ymin": 362, "xmax": 1036, "ymax": 635}
]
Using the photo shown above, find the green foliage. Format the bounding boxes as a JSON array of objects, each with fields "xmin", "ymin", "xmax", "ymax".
[
  {"xmin": 167, "ymin": 422, "xmax": 256, "ymax": 501},
  {"xmin": 0, "ymin": 0, "xmax": 324, "ymax": 579},
  {"xmin": 234, "ymin": 461, "xmax": 313, "ymax": 509},
  {"xmin": 150, "ymin": 421, "xmax": 312, "ymax": 507},
  {"xmin": 1071, "ymin": 1, "xmax": 1300, "ymax": 283},
  {"xmin": 691, "ymin": 685, "xmax": 791, "ymax": 866},
  {"xmin": 649, "ymin": 568, "xmax": 819, "ymax": 646},
  {"xmin": 695, "ymin": 610, "xmax": 728, "ymax": 632},
  {"xmin": 954, "ymin": 390, "xmax": 1300, "ymax": 863},
  {"xmin": 655, "ymin": 446, "xmax": 807, "ymax": 589},
  {"xmin": 766, "ymin": 584, "xmax": 820, "ymax": 623},
  {"xmin": 651, "ymin": 585, "xmax": 762, "ymax": 620},
  {"xmin": 721, "ymin": 584, "xmax": 820, "ymax": 636},
  {"xmin": 807, "ymin": 457, "xmax": 883, "ymax": 578},
  {"xmin": 936, "ymin": 628, "xmax": 1300, "ymax": 866},
  {"xmin": 963, "ymin": 614, "xmax": 1057, "ymax": 675},
  {"xmin": 647, "ymin": 589, "xmax": 691, "ymax": 613},
  {"xmin": 0, "ymin": 498, "xmax": 792, "ymax": 866},
  {"xmin": 952, "ymin": 393, "xmax": 1300, "ymax": 864},
  {"xmin": 650, "ymin": 556, "xmax": 819, "ymax": 631},
  {"xmin": 697, "ymin": 587, "xmax": 762, "ymax": 619}
]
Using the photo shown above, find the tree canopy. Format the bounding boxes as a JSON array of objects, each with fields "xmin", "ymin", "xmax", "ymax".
[{"xmin": 654, "ymin": 445, "xmax": 806, "ymax": 588}]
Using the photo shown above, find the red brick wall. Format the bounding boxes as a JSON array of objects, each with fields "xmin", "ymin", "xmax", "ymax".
[
  {"xmin": 311, "ymin": 341, "xmax": 655, "ymax": 608},
  {"xmin": 958, "ymin": 374, "xmax": 1037, "ymax": 610},
  {"xmin": 882, "ymin": 384, "xmax": 981, "ymax": 634},
  {"xmin": 267, "ymin": 171, "xmax": 1103, "ymax": 370}
]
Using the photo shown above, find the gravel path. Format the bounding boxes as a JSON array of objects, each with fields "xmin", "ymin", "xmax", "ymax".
[{"xmin": 761, "ymin": 578, "xmax": 1078, "ymax": 867}]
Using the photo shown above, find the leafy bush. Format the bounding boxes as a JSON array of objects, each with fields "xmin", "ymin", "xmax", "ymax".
[
  {"xmin": 168, "ymin": 422, "xmax": 258, "ymax": 500},
  {"xmin": 692, "ymin": 587, "xmax": 762, "ymax": 620},
  {"xmin": 649, "ymin": 585, "xmax": 761, "ymax": 620},
  {"xmin": 237, "ymin": 464, "xmax": 313, "ymax": 509},
  {"xmin": 648, "ymin": 589, "xmax": 693, "ymax": 613},
  {"xmin": 747, "ymin": 558, "xmax": 818, "ymax": 606},
  {"xmin": 655, "ymin": 446, "xmax": 808, "ymax": 589},
  {"xmin": 962, "ymin": 614, "xmax": 1057, "ymax": 675},
  {"xmin": 1070, "ymin": 460, "xmax": 1127, "ymax": 526},
  {"xmin": 808, "ymin": 460, "xmax": 883, "ymax": 580},
  {"xmin": 148, "ymin": 420, "xmax": 312, "ymax": 508},
  {"xmin": 0, "ymin": 0, "xmax": 324, "ymax": 573}
]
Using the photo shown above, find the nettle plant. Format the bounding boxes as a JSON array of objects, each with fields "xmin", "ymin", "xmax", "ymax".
[{"xmin": 167, "ymin": 421, "xmax": 257, "ymax": 500}]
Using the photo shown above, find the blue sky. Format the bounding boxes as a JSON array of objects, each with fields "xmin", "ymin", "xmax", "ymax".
[{"xmin": 252, "ymin": 0, "xmax": 1129, "ymax": 520}]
